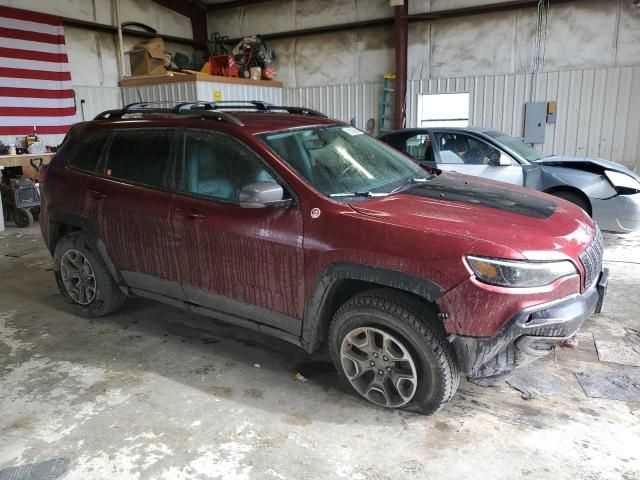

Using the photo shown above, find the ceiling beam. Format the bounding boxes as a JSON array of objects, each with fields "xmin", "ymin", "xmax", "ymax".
[
  {"xmin": 62, "ymin": 17, "xmax": 202, "ymax": 47},
  {"xmin": 219, "ymin": 0, "xmax": 586, "ymax": 43},
  {"xmin": 207, "ymin": 0, "xmax": 279, "ymax": 12}
]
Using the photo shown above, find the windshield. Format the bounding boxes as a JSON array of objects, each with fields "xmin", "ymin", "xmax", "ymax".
[
  {"xmin": 493, "ymin": 134, "xmax": 545, "ymax": 162},
  {"xmin": 259, "ymin": 126, "xmax": 427, "ymax": 198}
]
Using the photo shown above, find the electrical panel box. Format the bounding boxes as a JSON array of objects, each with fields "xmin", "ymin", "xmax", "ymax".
[{"xmin": 524, "ymin": 102, "xmax": 547, "ymax": 144}]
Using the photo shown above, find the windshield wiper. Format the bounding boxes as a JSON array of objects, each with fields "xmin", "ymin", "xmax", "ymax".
[
  {"xmin": 390, "ymin": 176, "xmax": 435, "ymax": 194},
  {"xmin": 329, "ymin": 191, "xmax": 389, "ymax": 198}
]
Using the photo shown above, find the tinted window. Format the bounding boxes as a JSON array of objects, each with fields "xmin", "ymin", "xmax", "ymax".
[
  {"xmin": 182, "ymin": 130, "xmax": 283, "ymax": 203},
  {"xmin": 68, "ymin": 131, "xmax": 110, "ymax": 172},
  {"xmin": 106, "ymin": 129, "xmax": 175, "ymax": 188},
  {"xmin": 434, "ymin": 132, "xmax": 500, "ymax": 165}
]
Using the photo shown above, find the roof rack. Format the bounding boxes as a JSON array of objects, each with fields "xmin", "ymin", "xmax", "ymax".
[
  {"xmin": 207, "ymin": 101, "xmax": 327, "ymax": 118},
  {"xmin": 93, "ymin": 100, "xmax": 327, "ymax": 124},
  {"xmin": 93, "ymin": 101, "xmax": 245, "ymax": 126}
]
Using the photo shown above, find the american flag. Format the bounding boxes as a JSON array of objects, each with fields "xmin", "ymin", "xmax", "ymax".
[{"xmin": 0, "ymin": 6, "xmax": 75, "ymax": 136}]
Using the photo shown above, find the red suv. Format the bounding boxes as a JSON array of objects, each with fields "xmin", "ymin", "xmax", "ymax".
[{"xmin": 39, "ymin": 101, "xmax": 607, "ymax": 414}]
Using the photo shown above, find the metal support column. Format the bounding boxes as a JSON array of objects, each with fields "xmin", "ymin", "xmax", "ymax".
[{"xmin": 393, "ymin": 1, "xmax": 408, "ymax": 130}]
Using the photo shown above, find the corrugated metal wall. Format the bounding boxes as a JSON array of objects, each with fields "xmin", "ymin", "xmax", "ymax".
[
  {"xmin": 122, "ymin": 82, "xmax": 283, "ymax": 106},
  {"xmin": 74, "ymin": 86, "xmax": 122, "ymax": 122},
  {"xmin": 285, "ymin": 66, "xmax": 640, "ymax": 172},
  {"xmin": 284, "ymin": 83, "xmax": 382, "ymax": 133}
]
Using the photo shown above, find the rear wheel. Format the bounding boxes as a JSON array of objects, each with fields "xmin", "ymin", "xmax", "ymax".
[
  {"xmin": 12, "ymin": 207, "xmax": 33, "ymax": 228},
  {"xmin": 328, "ymin": 289, "xmax": 459, "ymax": 415},
  {"xmin": 53, "ymin": 232, "xmax": 126, "ymax": 317},
  {"xmin": 551, "ymin": 190, "xmax": 590, "ymax": 216}
]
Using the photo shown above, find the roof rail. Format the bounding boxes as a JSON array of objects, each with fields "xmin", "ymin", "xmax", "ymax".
[
  {"xmin": 94, "ymin": 100, "xmax": 327, "ymax": 122},
  {"xmin": 176, "ymin": 100, "xmax": 328, "ymax": 118},
  {"xmin": 93, "ymin": 102, "xmax": 244, "ymax": 126}
]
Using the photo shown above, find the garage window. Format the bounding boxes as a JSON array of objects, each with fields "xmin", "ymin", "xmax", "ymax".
[{"xmin": 417, "ymin": 93, "xmax": 470, "ymax": 128}]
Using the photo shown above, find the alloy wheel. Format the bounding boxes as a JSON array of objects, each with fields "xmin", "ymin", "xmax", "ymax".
[
  {"xmin": 60, "ymin": 249, "xmax": 97, "ymax": 305},
  {"xmin": 340, "ymin": 326, "xmax": 418, "ymax": 408}
]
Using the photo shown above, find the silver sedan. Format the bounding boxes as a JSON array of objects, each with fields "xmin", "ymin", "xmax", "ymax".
[{"xmin": 379, "ymin": 127, "xmax": 640, "ymax": 233}]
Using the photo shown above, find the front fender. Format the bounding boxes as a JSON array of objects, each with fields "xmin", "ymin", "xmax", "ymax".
[{"xmin": 300, "ymin": 262, "xmax": 444, "ymax": 352}]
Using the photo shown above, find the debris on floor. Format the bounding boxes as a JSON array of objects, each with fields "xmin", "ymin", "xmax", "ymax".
[
  {"xmin": 506, "ymin": 364, "xmax": 567, "ymax": 399},
  {"xmin": 575, "ymin": 368, "xmax": 640, "ymax": 401},
  {"xmin": 0, "ymin": 458, "xmax": 70, "ymax": 480},
  {"xmin": 594, "ymin": 329, "xmax": 640, "ymax": 367},
  {"xmin": 294, "ymin": 372, "xmax": 308, "ymax": 382}
]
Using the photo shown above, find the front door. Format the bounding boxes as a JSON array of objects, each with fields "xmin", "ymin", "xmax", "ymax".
[
  {"xmin": 85, "ymin": 127, "xmax": 184, "ymax": 300},
  {"xmin": 171, "ymin": 129, "xmax": 304, "ymax": 335},
  {"xmin": 433, "ymin": 131, "xmax": 524, "ymax": 186}
]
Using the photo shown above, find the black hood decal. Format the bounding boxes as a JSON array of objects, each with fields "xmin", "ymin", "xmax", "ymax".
[{"xmin": 403, "ymin": 175, "xmax": 557, "ymax": 219}]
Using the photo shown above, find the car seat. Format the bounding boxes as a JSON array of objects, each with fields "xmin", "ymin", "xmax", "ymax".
[{"xmin": 188, "ymin": 141, "xmax": 235, "ymax": 201}]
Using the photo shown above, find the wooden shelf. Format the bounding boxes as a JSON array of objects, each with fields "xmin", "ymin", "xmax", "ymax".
[{"xmin": 119, "ymin": 73, "xmax": 283, "ymax": 88}]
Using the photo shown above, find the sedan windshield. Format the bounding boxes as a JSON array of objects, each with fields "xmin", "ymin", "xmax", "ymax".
[
  {"xmin": 260, "ymin": 126, "xmax": 428, "ymax": 198},
  {"xmin": 492, "ymin": 133, "xmax": 545, "ymax": 162}
]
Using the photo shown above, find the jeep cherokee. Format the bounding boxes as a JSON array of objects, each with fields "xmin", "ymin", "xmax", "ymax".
[{"xmin": 39, "ymin": 101, "xmax": 608, "ymax": 414}]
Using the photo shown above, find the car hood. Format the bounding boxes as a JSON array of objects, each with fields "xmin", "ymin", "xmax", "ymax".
[
  {"xmin": 534, "ymin": 155, "xmax": 640, "ymax": 181},
  {"xmin": 349, "ymin": 173, "xmax": 595, "ymax": 261}
]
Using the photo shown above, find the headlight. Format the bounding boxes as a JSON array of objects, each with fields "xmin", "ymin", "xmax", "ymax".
[
  {"xmin": 466, "ymin": 256, "xmax": 577, "ymax": 288},
  {"xmin": 604, "ymin": 170, "xmax": 640, "ymax": 193}
]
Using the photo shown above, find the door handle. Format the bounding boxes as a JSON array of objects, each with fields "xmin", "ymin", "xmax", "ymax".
[
  {"xmin": 175, "ymin": 208, "xmax": 206, "ymax": 220},
  {"xmin": 88, "ymin": 189, "xmax": 107, "ymax": 200}
]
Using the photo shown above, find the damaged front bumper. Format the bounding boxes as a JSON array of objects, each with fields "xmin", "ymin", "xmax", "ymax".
[{"xmin": 451, "ymin": 268, "xmax": 608, "ymax": 383}]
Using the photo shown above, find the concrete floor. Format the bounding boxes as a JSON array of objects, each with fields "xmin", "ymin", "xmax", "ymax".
[{"xmin": 1, "ymin": 223, "xmax": 639, "ymax": 480}]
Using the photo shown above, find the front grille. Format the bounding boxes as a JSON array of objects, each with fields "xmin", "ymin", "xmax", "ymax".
[{"xmin": 579, "ymin": 226, "xmax": 604, "ymax": 288}]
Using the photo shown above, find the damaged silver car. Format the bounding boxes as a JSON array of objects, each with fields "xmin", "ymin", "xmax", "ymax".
[{"xmin": 379, "ymin": 127, "xmax": 640, "ymax": 233}]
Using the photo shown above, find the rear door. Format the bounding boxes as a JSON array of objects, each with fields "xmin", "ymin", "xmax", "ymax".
[
  {"xmin": 84, "ymin": 127, "xmax": 184, "ymax": 300},
  {"xmin": 171, "ymin": 129, "xmax": 305, "ymax": 335},
  {"xmin": 432, "ymin": 131, "xmax": 524, "ymax": 185}
]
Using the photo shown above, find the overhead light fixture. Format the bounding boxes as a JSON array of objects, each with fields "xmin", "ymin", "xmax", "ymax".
[{"xmin": 633, "ymin": 0, "xmax": 640, "ymax": 9}]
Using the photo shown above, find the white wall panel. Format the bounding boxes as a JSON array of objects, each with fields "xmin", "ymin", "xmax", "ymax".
[
  {"xmin": 285, "ymin": 66, "xmax": 640, "ymax": 172},
  {"xmin": 123, "ymin": 82, "xmax": 282, "ymax": 105},
  {"xmin": 284, "ymin": 83, "xmax": 382, "ymax": 134}
]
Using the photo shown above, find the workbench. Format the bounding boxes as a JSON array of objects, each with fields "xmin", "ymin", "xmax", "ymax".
[{"xmin": 0, "ymin": 153, "xmax": 53, "ymax": 180}]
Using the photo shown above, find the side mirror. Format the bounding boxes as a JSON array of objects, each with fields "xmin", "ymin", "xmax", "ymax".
[
  {"xmin": 239, "ymin": 181, "xmax": 290, "ymax": 208},
  {"xmin": 489, "ymin": 153, "xmax": 513, "ymax": 166}
]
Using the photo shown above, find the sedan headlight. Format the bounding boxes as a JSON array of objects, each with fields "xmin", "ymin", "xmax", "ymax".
[
  {"xmin": 466, "ymin": 256, "xmax": 577, "ymax": 288},
  {"xmin": 604, "ymin": 170, "xmax": 640, "ymax": 193}
]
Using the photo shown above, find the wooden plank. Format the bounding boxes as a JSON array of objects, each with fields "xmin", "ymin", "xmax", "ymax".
[
  {"xmin": 0, "ymin": 153, "xmax": 54, "ymax": 180},
  {"xmin": 119, "ymin": 73, "xmax": 283, "ymax": 89}
]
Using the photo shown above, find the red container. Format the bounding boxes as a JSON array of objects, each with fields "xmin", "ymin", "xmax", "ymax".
[{"xmin": 208, "ymin": 55, "xmax": 239, "ymax": 77}]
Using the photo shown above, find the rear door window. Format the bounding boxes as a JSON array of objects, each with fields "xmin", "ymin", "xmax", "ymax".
[{"xmin": 105, "ymin": 129, "xmax": 176, "ymax": 189}]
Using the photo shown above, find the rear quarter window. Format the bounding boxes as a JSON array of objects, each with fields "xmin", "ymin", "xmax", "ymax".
[{"xmin": 67, "ymin": 131, "xmax": 111, "ymax": 172}]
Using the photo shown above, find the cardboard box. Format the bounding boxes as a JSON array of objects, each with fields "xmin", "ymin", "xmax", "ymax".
[{"xmin": 129, "ymin": 38, "xmax": 166, "ymax": 76}]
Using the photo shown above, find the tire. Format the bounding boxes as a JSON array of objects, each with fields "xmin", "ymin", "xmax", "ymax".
[
  {"xmin": 328, "ymin": 289, "xmax": 459, "ymax": 415},
  {"xmin": 53, "ymin": 232, "xmax": 127, "ymax": 317},
  {"xmin": 551, "ymin": 190, "xmax": 590, "ymax": 216},
  {"xmin": 13, "ymin": 207, "xmax": 33, "ymax": 228}
]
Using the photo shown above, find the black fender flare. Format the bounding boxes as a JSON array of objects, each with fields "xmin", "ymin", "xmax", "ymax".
[
  {"xmin": 47, "ymin": 211, "xmax": 122, "ymax": 286},
  {"xmin": 300, "ymin": 263, "xmax": 444, "ymax": 352}
]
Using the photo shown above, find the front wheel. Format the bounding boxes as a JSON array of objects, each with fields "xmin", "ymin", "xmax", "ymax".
[{"xmin": 328, "ymin": 289, "xmax": 459, "ymax": 415}]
